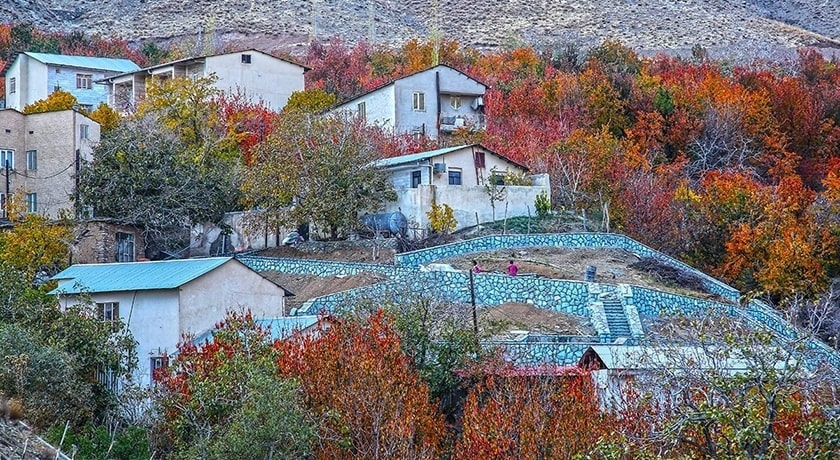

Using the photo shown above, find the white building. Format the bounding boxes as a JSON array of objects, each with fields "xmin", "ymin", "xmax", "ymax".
[
  {"xmin": 51, "ymin": 257, "xmax": 292, "ymax": 385},
  {"xmin": 98, "ymin": 49, "xmax": 307, "ymax": 113},
  {"xmin": 3, "ymin": 52, "xmax": 140, "ymax": 111},
  {"xmin": 372, "ymin": 144, "xmax": 550, "ymax": 234},
  {"xmin": 330, "ymin": 65, "xmax": 487, "ymax": 139}
]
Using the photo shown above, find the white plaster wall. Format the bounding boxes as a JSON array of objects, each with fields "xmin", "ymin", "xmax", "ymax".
[
  {"xmin": 331, "ymin": 85, "xmax": 396, "ymax": 130},
  {"xmin": 206, "ymin": 52, "xmax": 305, "ymax": 111},
  {"xmin": 58, "ymin": 289, "xmax": 181, "ymax": 386},
  {"xmin": 6, "ymin": 56, "xmax": 49, "ymax": 111},
  {"xmin": 387, "ymin": 174, "xmax": 550, "ymax": 234},
  {"xmin": 179, "ymin": 260, "xmax": 287, "ymax": 336}
]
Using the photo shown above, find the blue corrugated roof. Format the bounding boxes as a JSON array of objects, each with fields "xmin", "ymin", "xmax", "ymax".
[
  {"xmin": 372, "ymin": 145, "xmax": 468, "ymax": 168},
  {"xmin": 192, "ymin": 316, "xmax": 320, "ymax": 344},
  {"xmin": 50, "ymin": 257, "xmax": 233, "ymax": 295},
  {"xmin": 24, "ymin": 52, "xmax": 140, "ymax": 73}
]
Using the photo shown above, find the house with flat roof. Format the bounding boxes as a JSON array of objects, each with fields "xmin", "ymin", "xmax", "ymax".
[
  {"xmin": 329, "ymin": 65, "xmax": 487, "ymax": 139},
  {"xmin": 99, "ymin": 49, "xmax": 307, "ymax": 113},
  {"xmin": 3, "ymin": 52, "xmax": 140, "ymax": 111},
  {"xmin": 51, "ymin": 257, "xmax": 292, "ymax": 385},
  {"xmin": 0, "ymin": 108, "xmax": 100, "ymax": 217}
]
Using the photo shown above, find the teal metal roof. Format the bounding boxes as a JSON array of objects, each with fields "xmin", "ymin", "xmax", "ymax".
[
  {"xmin": 192, "ymin": 316, "xmax": 321, "ymax": 344},
  {"xmin": 24, "ymin": 52, "xmax": 140, "ymax": 73},
  {"xmin": 50, "ymin": 257, "xmax": 233, "ymax": 295},
  {"xmin": 372, "ymin": 145, "xmax": 468, "ymax": 168}
]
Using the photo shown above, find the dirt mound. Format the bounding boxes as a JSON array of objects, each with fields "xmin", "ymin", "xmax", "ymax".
[{"xmin": 261, "ymin": 270, "xmax": 387, "ymax": 312}]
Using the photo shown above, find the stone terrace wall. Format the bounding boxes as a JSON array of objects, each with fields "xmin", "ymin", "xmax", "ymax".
[
  {"xmin": 237, "ymin": 255, "xmax": 411, "ymax": 278},
  {"xmin": 395, "ymin": 233, "xmax": 741, "ymax": 302}
]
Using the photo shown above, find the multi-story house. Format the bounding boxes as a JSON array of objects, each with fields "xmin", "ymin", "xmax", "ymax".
[
  {"xmin": 3, "ymin": 52, "xmax": 140, "ymax": 111},
  {"xmin": 330, "ymin": 64, "xmax": 488, "ymax": 139},
  {"xmin": 99, "ymin": 49, "xmax": 307, "ymax": 113},
  {"xmin": 0, "ymin": 108, "xmax": 100, "ymax": 218}
]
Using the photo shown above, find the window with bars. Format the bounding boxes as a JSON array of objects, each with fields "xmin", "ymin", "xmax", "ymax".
[
  {"xmin": 26, "ymin": 193, "xmax": 36, "ymax": 213},
  {"xmin": 98, "ymin": 302, "xmax": 119, "ymax": 322}
]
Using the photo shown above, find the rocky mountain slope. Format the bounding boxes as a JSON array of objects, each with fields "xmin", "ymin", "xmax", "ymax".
[{"xmin": 3, "ymin": 0, "xmax": 840, "ymax": 55}]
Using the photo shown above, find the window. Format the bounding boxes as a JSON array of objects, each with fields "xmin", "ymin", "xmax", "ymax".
[
  {"xmin": 9, "ymin": 77, "xmax": 15, "ymax": 94},
  {"xmin": 76, "ymin": 73, "xmax": 92, "ymax": 89},
  {"xmin": 78, "ymin": 104, "xmax": 93, "ymax": 113},
  {"xmin": 26, "ymin": 193, "xmax": 37, "ymax": 213},
  {"xmin": 0, "ymin": 193, "xmax": 5, "ymax": 218},
  {"xmin": 115, "ymin": 232, "xmax": 135, "ymax": 262},
  {"xmin": 411, "ymin": 170, "xmax": 422, "ymax": 188},
  {"xmin": 241, "ymin": 54, "xmax": 252, "ymax": 64},
  {"xmin": 150, "ymin": 356, "xmax": 169, "ymax": 383},
  {"xmin": 474, "ymin": 150, "xmax": 486, "ymax": 169},
  {"xmin": 80, "ymin": 124, "xmax": 89, "ymax": 140},
  {"xmin": 26, "ymin": 150, "xmax": 37, "ymax": 171},
  {"xmin": 98, "ymin": 302, "xmax": 119, "ymax": 322},
  {"xmin": 448, "ymin": 169, "xmax": 462, "ymax": 185},
  {"xmin": 357, "ymin": 101, "xmax": 366, "ymax": 121},
  {"xmin": 0, "ymin": 150, "xmax": 13, "ymax": 169},
  {"xmin": 412, "ymin": 92, "xmax": 425, "ymax": 111},
  {"xmin": 96, "ymin": 366, "xmax": 119, "ymax": 392},
  {"xmin": 450, "ymin": 95, "xmax": 461, "ymax": 110}
]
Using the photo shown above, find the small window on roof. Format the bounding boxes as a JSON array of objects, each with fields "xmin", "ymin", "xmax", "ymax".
[{"xmin": 242, "ymin": 54, "xmax": 252, "ymax": 64}]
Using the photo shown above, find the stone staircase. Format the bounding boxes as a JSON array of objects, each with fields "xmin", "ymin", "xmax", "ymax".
[{"xmin": 602, "ymin": 296, "xmax": 632, "ymax": 339}]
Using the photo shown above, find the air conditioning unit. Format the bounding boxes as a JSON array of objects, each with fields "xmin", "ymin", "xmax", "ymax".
[{"xmin": 433, "ymin": 163, "xmax": 446, "ymax": 174}]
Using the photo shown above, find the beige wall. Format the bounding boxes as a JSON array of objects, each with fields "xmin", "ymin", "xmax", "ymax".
[
  {"xmin": 179, "ymin": 260, "xmax": 287, "ymax": 335},
  {"xmin": 0, "ymin": 109, "xmax": 99, "ymax": 218}
]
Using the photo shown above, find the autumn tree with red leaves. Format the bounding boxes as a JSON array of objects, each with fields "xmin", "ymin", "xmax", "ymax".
[
  {"xmin": 276, "ymin": 311, "xmax": 446, "ymax": 460},
  {"xmin": 455, "ymin": 363, "xmax": 619, "ymax": 459}
]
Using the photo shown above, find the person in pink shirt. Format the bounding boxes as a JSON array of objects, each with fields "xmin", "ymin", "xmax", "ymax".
[
  {"xmin": 472, "ymin": 260, "xmax": 482, "ymax": 274},
  {"xmin": 508, "ymin": 260, "xmax": 518, "ymax": 276}
]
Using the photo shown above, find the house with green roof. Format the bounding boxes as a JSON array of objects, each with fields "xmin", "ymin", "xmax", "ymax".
[
  {"xmin": 3, "ymin": 52, "xmax": 140, "ymax": 111},
  {"xmin": 51, "ymin": 257, "xmax": 292, "ymax": 385},
  {"xmin": 372, "ymin": 144, "xmax": 550, "ymax": 235}
]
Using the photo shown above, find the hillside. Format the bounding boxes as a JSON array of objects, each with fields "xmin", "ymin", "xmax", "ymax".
[{"xmin": 3, "ymin": 0, "xmax": 839, "ymax": 56}]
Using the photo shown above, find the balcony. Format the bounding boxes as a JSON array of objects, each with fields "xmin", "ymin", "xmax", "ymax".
[{"xmin": 439, "ymin": 113, "xmax": 486, "ymax": 133}]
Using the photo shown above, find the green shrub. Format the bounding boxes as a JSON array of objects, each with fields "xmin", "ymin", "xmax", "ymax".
[{"xmin": 535, "ymin": 191, "xmax": 551, "ymax": 219}]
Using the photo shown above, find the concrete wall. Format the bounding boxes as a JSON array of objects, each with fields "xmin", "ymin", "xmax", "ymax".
[
  {"xmin": 58, "ymin": 289, "xmax": 181, "ymax": 386},
  {"xmin": 179, "ymin": 260, "xmax": 287, "ymax": 336},
  {"xmin": 332, "ymin": 85, "xmax": 396, "ymax": 129},
  {"xmin": 191, "ymin": 210, "xmax": 294, "ymax": 256},
  {"xmin": 0, "ymin": 109, "xmax": 99, "ymax": 217},
  {"xmin": 18, "ymin": 110, "xmax": 99, "ymax": 217},
  {"xmin": 5, "ymin": 56, "xmax": 49, "ymax": 111},
  {"xmin": 206, "ymin": 51, "xmax": 305, "ymax": 111},
  {"xmin": 386, "ymin": 174, "xmax": 550, "ymax": 234}
]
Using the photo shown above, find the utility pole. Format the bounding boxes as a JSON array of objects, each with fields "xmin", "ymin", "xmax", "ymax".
[
  {"xmin": 469, "ymin": 269, "xmax": 478, "ymax": 335},
  {"xmin": 367, "ymin": 0, "xmax": 375, "ymax": 43}
]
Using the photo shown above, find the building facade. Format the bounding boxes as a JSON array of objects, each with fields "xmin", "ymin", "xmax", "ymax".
[
  {"xmin": 3, "ymin": 52, "xmax": 140, "ymax": 111},
  {"xmin": 330, "ymin": 65, "xmax": 487, "ymax": 139},
  {"xmin": 373, "ymin": 144, "xmax": 550, "ymax": 234},
  {"xmin": 0, "ymin": 108, "xmax": 100, "ymax": 218},
  {"xmin": 51, "ymin": 257, "xmax": 291, "ymax": 385},
  {"xmin": 99, "ymin": 49, "xmax": 307, "ymax": 113}
]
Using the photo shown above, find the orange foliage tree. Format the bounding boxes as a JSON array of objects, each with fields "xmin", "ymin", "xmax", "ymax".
[
  {"xmin": 276, "ymin": 311, "xmax": 446, "ymax": 460},
  {"xmin": 455, "ymin": 364, "xmax": 618, "ymax": 459}
]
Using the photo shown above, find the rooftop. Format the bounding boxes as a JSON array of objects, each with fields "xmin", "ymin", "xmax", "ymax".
[
  {"xmin": 10, "ymin": 52, "xmax": 140, "ymax": 74},
  {"xmin": 50, "ymin": 257, "xmax": 233, "ymax": 294}
]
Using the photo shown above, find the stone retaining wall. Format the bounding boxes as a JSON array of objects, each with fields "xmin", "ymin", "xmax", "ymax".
[{"xmin": 395, "ymin": 233, "xmax": 741, "ymax": 302}]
